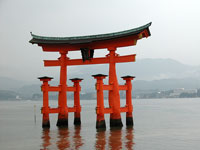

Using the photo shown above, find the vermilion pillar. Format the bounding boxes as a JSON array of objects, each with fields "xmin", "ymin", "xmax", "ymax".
[
  {"xmin": 122, "ymin": 76, "xmax": 135, "ymax": 127},
  {"xmin": 70, "ymin": 78, "xmax": 83, "ymax": 126},
  {"xmin": 38, "ymin": 76, "xmax": 53, "ymax": 128},
  {"xmin": 57, "ymin": 50, "xmax": 68, "ymax": 127},
  {"xmin": 107, "ymin": 48, "xmax": 123, "ymax": 128},
  {"xmin": 92, "ymin": 74, "xmax": 107, "ymax": 129}
]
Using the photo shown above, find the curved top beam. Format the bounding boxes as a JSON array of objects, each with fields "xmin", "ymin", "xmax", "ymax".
[{"xmin": 29, "ymin": 22, "xmax": 151, "ymax": 45}]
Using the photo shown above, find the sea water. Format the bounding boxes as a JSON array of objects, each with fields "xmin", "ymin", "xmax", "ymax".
[{"xmin": 0, "ymin": 98, "xmax": 200, "ymax": 150}]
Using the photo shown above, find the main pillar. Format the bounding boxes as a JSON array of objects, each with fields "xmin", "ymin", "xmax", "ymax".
[
  {"xmin": 57, "ymin": 50, "xmax": 68, "ymax": 127},
  {"xmin": 107, "ymin": 48, "xmax": 123, "ymax": 128}
]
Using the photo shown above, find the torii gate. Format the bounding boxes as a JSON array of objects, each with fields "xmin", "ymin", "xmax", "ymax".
[{"xmin": 30, "ymin": 22, "xmax": 151, "ymax": 129}]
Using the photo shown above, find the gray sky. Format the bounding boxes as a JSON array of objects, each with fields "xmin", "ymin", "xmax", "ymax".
[{"xmin": 0, "ymin": 0, "xmax": 200, "ymax": 81}]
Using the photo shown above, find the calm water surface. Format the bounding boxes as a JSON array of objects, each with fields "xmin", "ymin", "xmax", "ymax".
[{"xmin": 0, "ymin": 98, "xmax": 200, "ymax": 150}]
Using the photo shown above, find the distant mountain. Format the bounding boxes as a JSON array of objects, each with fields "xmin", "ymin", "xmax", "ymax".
[
  {"xmin": 66, "ymin": 58, "xmax": 200, "ymax": 92},
  {"xmin": 17, "ymin": 84, "xmax": 41, "ymax": 99},
  {"xmin": 1, "ymin": 58, "xmax": 200, "ymax": 99},
  {"xmin": 0, "ymin": 77, "xmax": 28, "ymax": 90},
  {"xmin": 0, "ymin": 90, "xmax": 18, "ymax": 100},
  {"xmin": 67, "ymin": 58, "xmax": 200, "ymax": 81},
  {"xmin": 133, "ymin": 78, "xmax": 200, "ymax": 91},
  {"xmin": 127, "ymin": 58, "xmax": 200, "ymax": 80}
]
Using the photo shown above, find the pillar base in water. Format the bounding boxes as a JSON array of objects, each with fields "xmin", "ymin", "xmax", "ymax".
[
  {"xmin": 126, "ymin": 117, "xmax": 134, "ymax": 127},
  {"xmin": 56, "ymin": 118, "xmax": 68, "ymax": 127},
  {"xmin": 110, "ymin": 119, "xmax": 123, "ymax": 128},
  {"xmin": 74, "ymin": 117, "xmax": 81, "ymax": 126},
  {"xmin": 96, "ymin": 120, "xmax": 106, "ymax": 129},
  {"xmin": 42, "ymin": 120, "xmax": 50, "ymax": 128}
]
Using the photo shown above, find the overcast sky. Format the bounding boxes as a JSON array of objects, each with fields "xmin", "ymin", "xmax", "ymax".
[{"xmin": 0, "ymin": 0, "xmax": 200, "ymax": 81}]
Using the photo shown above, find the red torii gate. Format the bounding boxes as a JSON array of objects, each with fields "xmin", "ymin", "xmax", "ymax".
[{"xmin": 30, "ymin": 22, "xmax": 151, "ymax": 129}]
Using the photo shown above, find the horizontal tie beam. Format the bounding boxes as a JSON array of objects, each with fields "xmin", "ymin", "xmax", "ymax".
[
  {"xmin": 119, "ymin": 85, "xmax": 128, "ymax": 90},
  {"xmin": 41, "ymin": 107, "xmax": 79, "ymax": 114},
  {"xmin": 44, "ymin": 60, "xmax": 60, "ymax": 66},
  {"xmin": 120, "ymin": 106, "xmax": 128, "ymax": 112},
  {"xmin": 44, "ymin": 54, "xmax": 136, "ymax": 67},
  {"xmin": 48, "ymin": 86, "xmax": 61, "ymax": 92},
  {"xmin": 114, "ymin": 54, "xmax": 136, "ymax": 63},
  {"xmin": 41, "ymin": 86, "xmax": 77, "ymax": 92},
  {"xmin": 67, "ymin": 57, "xmax": 109, "ymax": 66},
  {"xmin": 67, "ymin": 87, "xmax": 76, "ymax": 92}
]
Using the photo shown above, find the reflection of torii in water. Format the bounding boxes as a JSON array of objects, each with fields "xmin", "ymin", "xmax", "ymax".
[
  {"xmin": 95, "ymin": 128, "xmax": 135, "ymax": 149},
  {"xmin": 30, "ymin": 22, "xmax": 152, "ymax": 129},
  {"xmin": 41, "ymin": 127, "xmax": 83, "ymax": 149}
]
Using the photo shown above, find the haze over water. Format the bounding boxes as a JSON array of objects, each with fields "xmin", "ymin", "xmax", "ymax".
[{"xmin": 0, "ymin": 98, "xmax": 199, "ymax": 150}]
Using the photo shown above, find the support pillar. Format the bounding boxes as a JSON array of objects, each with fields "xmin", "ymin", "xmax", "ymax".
[
  {"xmin": 70, "ymin": 78, "xmax": 83, "ymax": 126},
  {"xmin": 38, "ymin": 76, "xmax": 53, "ymax": 128},
  {"xmin": 122, "ymin": 76, "xmax": 135, "ymax": 127},
  {"xmin": 92, "ymin": 74, "xmax": 107, "ymax": 129},
  {"xmin": 57, "ymin": 50, "xmax": 68, "ymax": 127},
  {"xmin": 107, "ymin": 48, "xmax": 123, "ymax": 128}
]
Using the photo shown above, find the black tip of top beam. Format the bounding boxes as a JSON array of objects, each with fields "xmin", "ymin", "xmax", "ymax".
[
  {"xmin": 38, "ymin": 76, "xmax": 54, "ymax": 80},
  {"xmin": 121, "ymin": 75, "xmax": 135, "ymax": 79},
  {"xmin": 92, "ymin": 74, "xmax": 108, "ymax": 77},
  {"xmin": 70, "ymin": 78, "xmax": 83, "ymax": 81}
]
